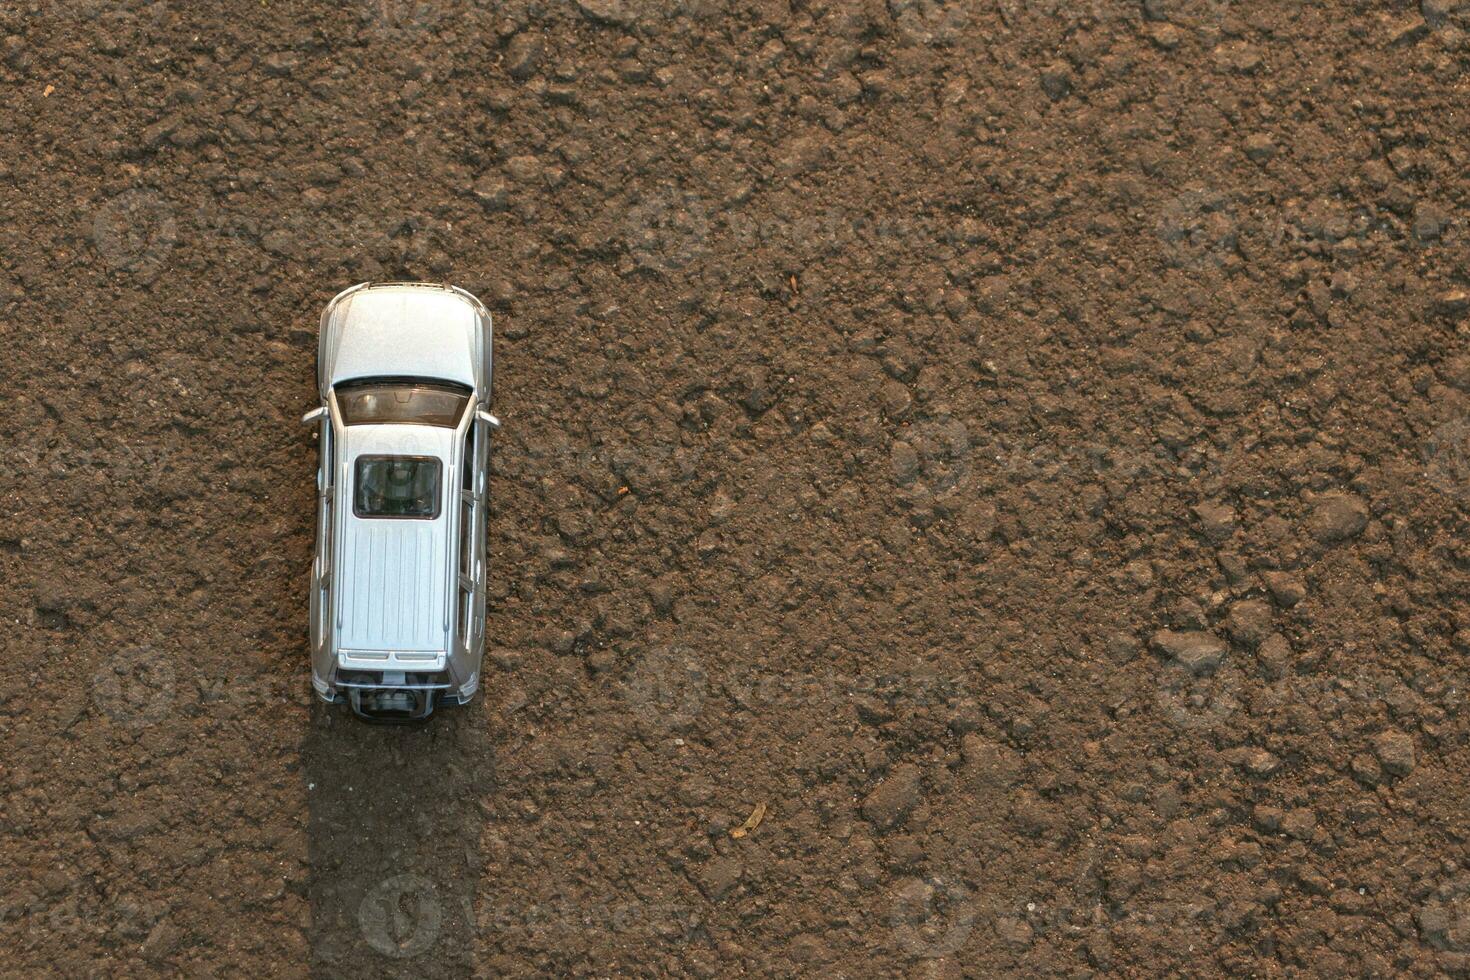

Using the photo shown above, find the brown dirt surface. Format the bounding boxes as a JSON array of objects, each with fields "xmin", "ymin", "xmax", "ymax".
[{"xmin": 3, "ymin": 0, "xmax": 1470, "ymax": 976}]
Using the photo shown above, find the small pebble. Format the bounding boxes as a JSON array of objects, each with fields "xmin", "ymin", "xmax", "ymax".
[
  {"xmin": 262, "ymin": 51, "xmax": 300, "ymax": 77},
  {"xmin": 1243, "ymin": 133, "xmax": 1277, "ymax": 162},
  {"xmin": 1152, "ymin": 630, "xmax": 1228, "ymax": 674},
  {"xmin": 1257, "ymin": 634, "xmax": 1292, "ymax": 678},
  {"xmin": 1146, "ymin": 23, "xmax": 1182, "ymax": 50},
  {"xmin": 1194, "ymin": 501, "xmax": 1237, "ymax": 542},
  {"xmin": 1281, "ymin": 808, "xmax": 1318, "ymax": 839},
  {"xmin": 1373, "ymin": 730, "xmax": 1416, "ymax": 776},
  {"xmin": 1242, "ymin": 749, "xmax": 1281, "ymax": 777},
  {"xmin": 1040, "ymin": 62, "xmax": 1073, "ymax": 100},
  {"xmin": 1351, "ymin": 752, "xmax": 1383, "ymax": 786},
  {"xmin": 1387, "ymin": 15, "xmax": 1430, "ymax": 46},
  {"xmin": 1263, "ymin": 572, "xmax": 1306, "ymax": 607},
  {"xmin": 1253, "ymin": 805, "xmax": 1284, "ymax": 832},
  {"xmin": 575, "ymin": 0, "xmax": 635, "ymax": 26},
  {"xmin": 1213, "ymin": 41, "xmax": 1263, "ymax": 73},
  {"xmin": 1308, "ymin": 493, "xmax": 1369, "ymax": 543},
  {"xmin": 862, "ymin": 764, "xmax": 923, "ymax": 830},
  {"xmin": 504, "ymin": 33, "xmax": 543, "ymax": 80},
  {"xmin": 1413, "ymin": 201, "xmax": 1451, "ymax": 241},
  {"xmin": 1225, "ymin": 599, "xmax": 1273, "ymax": 647}
]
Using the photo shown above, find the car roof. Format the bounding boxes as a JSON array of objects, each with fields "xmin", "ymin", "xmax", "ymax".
[
  {"xmin": 332, "ymin": 422, "xmax": 458, "ymax": 654},
  {"xmin": 338, "ymin": 422, "xmax": 458, "ymax": 463}
]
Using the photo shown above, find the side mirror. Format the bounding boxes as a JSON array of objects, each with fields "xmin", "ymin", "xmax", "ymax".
[
  {"xmin": 301, "ymin": 406, "xmax": 328, "ymax": 425},
  {"xmin": 476, "ymin": 409, "xmax": 501, "ymax": 430}
]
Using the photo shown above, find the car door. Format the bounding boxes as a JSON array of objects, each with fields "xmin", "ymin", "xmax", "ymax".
[
  {"xmin": 472, "ymin": 407, "xmax": 489, "ymax": 656},
  {"xmin": 309, "ymin": 414, "xmax": 333, "ymax": 662},
  {"xmin": 456, "ymin": 424, "xmax": 484, "ymax": 661}
]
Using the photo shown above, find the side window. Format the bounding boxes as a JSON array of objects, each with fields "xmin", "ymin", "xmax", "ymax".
[
  {"xmin": 459, "ymin": 432, "xmax": 474, "ymax": 577},
  {"xmin": 319, "ymin": 420, "xmax": 334, "ymax": 579},
  {"xmin": 321, "ymin": 417, "xmax": 333, "ymax": 487},
  {"xmin": 460, "ymin": 585, "xmax": 473, "ymax": 648},
  {"xmin": 462, "ymin": 429, "xmax": 474, "ymax": 490},
  {"xmin": 458, "ymin": 429, "xmax": 475, "ymax": 649},
  {"xmin": 458, "ymin": 582, "xmax": 471, "ymax": 643},
  {"xmin": 321, "ymin": 497, "xmax": 332, "ymax": 568}
]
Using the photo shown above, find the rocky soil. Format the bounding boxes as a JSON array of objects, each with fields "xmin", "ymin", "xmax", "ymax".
[{"xmin": 2, "ymin": 0, "xmax": 1470, "ymax": 976}]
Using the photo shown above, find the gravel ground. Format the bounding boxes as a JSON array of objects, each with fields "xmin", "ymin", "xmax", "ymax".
[{"xmin": 3, "ymin": 0, "xmax": 1470, "ymax": 976}]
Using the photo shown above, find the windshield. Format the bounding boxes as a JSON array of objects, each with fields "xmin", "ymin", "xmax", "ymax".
[
  {"xmin": 337, "ymin": 381, "xmax": 469, "ymax": 427},
  {"xmin": 354, "ymin": 456, "xmax": 442, "ymax": 519}
]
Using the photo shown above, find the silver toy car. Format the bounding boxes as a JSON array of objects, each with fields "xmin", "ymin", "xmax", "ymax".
[{"xmin": 302, "ymin": 282, "xmax": 499, "ymax": 721}]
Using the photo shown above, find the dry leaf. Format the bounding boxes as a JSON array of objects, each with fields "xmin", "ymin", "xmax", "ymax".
[{"xmin": 730, "ymin": 801, "xmax": 768, "ymax": 839}]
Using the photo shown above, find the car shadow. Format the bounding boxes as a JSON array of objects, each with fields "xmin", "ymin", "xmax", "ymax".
[{"xmin": 304, "ymin": 699, "xmax": 492, "ymax": 978}]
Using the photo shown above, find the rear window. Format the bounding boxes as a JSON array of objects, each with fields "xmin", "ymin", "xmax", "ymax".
[
  {"xmin": 337, "ymin": 382, "xmax": 469, "ymax": 427},
  {"xmin": 354, "ymin": 456, "xmax": 442, "ymax": 519}
]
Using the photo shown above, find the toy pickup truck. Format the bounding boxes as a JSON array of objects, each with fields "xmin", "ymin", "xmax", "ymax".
[{"xmin": 302, "ymin": 282, "xmax": 499, "ymax": 721}]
